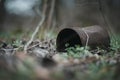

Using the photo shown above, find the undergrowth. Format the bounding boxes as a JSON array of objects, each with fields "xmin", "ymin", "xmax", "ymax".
[
  {"xmin": 110, "ymin": 34, "xmax": 120, "ymax": 51},
  {"xmin": 62, "ymin": 44, "xmax": 92, "ymax": 59}
]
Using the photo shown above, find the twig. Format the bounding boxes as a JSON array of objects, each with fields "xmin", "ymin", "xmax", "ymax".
[
  {"xmin": 27, "ymin": 43, "xmax": 41, "ymax": 50},
  {"xmin": 24, "ymin": 10, "xmax": 45, "ymax": 54},
  {"xmin": 0, "ymin": 47, "xmax": 20, "ymax": 56},
  {"xmin": 98, "ymin": 0, "xmax": 115, "ymax": 36},
  {"xmin": 46, "ymin": 0, "xmax": 55, "ymax": 30},
  {"xmin": 82, "ymin": 28, "xmax": 89, "ymax": 49},
  {"xmin": 37, "ymin": 0, "xmax": 48, "ymax": 39}
]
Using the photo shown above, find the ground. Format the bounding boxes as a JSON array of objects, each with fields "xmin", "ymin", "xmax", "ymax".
[{"xmin": 0, "ymin": 32, "xmax": 120, "ymax": 80}]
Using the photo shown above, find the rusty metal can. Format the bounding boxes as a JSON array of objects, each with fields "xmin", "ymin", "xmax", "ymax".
[{"xmin": 56, "ymin": 25, "xmax": 110, "ymax": 52}]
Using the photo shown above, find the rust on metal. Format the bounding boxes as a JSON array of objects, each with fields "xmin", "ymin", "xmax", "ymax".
[{"xmin": 56, "ymin": 25, "xmax": 110, "ymax": 52}]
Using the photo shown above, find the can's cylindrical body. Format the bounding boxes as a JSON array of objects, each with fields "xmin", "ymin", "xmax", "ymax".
[{"xmin": 56, "ymin": 25, "xmax": 110, "ymax": 52}]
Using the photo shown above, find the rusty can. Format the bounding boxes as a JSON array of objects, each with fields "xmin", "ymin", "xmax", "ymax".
[{"xmin": 56, "ymin": 25, "xmax": 110, "ymax": 52}]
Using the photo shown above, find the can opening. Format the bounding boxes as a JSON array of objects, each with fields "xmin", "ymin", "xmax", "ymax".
[{"xmin": 56, "ymin": 28, "xmax": 82, "ymax": 52}]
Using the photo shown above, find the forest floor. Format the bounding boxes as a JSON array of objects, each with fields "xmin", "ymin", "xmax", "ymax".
[{"xmin": 0, "ymin": 32, "xmax": 120, "ymax": 80}]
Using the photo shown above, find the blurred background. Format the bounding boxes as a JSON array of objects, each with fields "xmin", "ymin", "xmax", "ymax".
[{"xmin": 0, "ymin": 0, "xmax": 120, "ymax": 38}]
